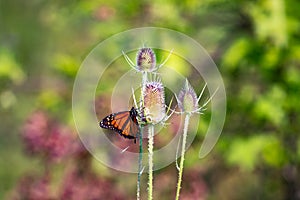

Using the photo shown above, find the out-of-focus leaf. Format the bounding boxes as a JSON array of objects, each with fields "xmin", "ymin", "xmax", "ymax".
[
  {"xmin": 222, "ymin": 38, "xmax": 251, "ymax": 70},
  {"xmin": 0, "ymin": 90, "xmax": 17, "ymax": 109},
  {"xmin": 238, "ymin": 84, "xmax": 257, "ymax": 105},
  {"xmin": 38, "ymin": 90, "xmax": 63, "ymax": 112},
  {"xmin": 151, "ymin": 1, "xmax": 188, "ymax": 30},
  {"xmin": 262, "ymin": 137, "xmax": 286, "ymax": 168},
  {"xmin": 246, "ymin": 0, "xmax": 287, "ymax": 47},
  {"xmin": 261, "ymin": 47, "xmax": 280, "ymax": 69},
  {"xmin": 226, "ymin": 134, "xmax": 274, "ymax": 171},
  {"xmin": 284, "ymin": 66, "xmax": 300, "ymax": 86},
  {"xmin": 0, "ymin": 49, "xmax": 26, "ymax": 85},
  {"xmin": 253, "ymin": 85, "xmax": 286, "ymax": 126},
  {"xmin": 53, "ymin": 54, "xmax": 79, "ymax": 78}
]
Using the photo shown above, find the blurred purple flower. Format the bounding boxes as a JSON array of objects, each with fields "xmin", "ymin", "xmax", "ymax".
[
  {"xmin": 22, "ymin": 111, "xmax": 75, "ymax": 162},
  {"xmin": 181, "ymin": 168, "xmax": 207, "ymax": 200},
  {"xmin": 10, "ymin": 175, "xmax": 52, "ymax": 200},
  {"xmin": 22, "ymin": 111, "xmax": 48, "ymax": 154},
  {"xmin": 43, "ymin": 125, "xmax": 75, "ymax": 162},
  {"xmin": 60, "ymin": 168, "xmax": 126, "ymax": 200},
  {"xmin": 15, "ymin": 111, "xmax": 130, "ymax": 200},
  {"xmin": 154, "ymin": 167, "xmax": 207, "ymax": 200}
]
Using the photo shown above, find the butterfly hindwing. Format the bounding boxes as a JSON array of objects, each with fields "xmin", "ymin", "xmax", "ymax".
[{"xmin": 99, "ymin": 107, "xmax": 139, "ymax": 141}]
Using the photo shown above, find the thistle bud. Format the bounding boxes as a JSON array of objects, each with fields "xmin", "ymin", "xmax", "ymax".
[
  {"xmin": 178, "ymin": 80, "xmax": 199, "ymax": 113},
  {"xmin": 143, "ymin": 81, "xmax": 166, "ymax": 124},
  {"xmin": 136, "ymin": 48, "xmax": 156, "ymax": 72}
]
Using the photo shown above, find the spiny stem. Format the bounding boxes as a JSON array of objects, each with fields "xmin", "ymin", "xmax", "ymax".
[
  {"xmin": 138, "ymin": 72, "xmax": 147, "ymax": 200},
  {"xmin": 141, "ymin": 72, "xmax": 147, "ymax": 111},
  {"xmin": 175, "ymin": 114, "xmax": 191, "ymax": 200},
  {"xmin": 148, "ymin": 125, "xmax": 154, "ymax": 200},
  {"xmin": 142, "ymin": 72, "xmax": 148, "ymax": 92},
  {"xmin": 137, "ymin": 126, "xmax": 143, "ymax": 200}
]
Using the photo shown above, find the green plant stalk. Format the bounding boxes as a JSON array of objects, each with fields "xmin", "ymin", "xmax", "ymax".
[
  {"xmin": 137, "ymin": 126, "xmax": 143, "ymax": 200},
  {"xmin": 137, "ymin": 71, "xmax": 147, "ymax": 200},
  {"xmin": 175, "ymin": 113, "xmax": 191, "ymax": 200},
  {"xmin": 148, "ymin": 124, "xmax": 154, "ymax": 200}
]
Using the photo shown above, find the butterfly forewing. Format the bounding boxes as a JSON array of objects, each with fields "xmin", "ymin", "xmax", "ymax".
[{"xmin": 99, "ymin": 107, "xmax": 139, "ymax": 141}]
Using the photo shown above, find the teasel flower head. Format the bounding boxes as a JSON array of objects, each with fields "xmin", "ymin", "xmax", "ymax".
[
  {"xmin": 143, "ymin": 80, "xmax": 166, "ymax": 124},
  {"xmin": 136, "ymin": 47, "xmax": 156, "ymax": 72},
  {"xmin": 177, "ymin": 79, "xmax": 199, "ymax": 113},
  {"xmin": 123, "ymin": 47, "xmax": 172, "ymax": 74}
]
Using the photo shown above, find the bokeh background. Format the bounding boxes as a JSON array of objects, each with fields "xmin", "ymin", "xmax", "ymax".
[{"xmin": 1, "ymin": 0, "xmax": 300, "ymax": 199}]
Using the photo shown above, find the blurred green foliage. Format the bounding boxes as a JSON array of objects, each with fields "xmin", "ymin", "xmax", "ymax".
[{"xmin": 1, "ymin": 0, "xmax": 300, "ymax": 199}]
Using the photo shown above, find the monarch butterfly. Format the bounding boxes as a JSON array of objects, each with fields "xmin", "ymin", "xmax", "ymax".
[{"xmin": 99, "ymin": 107, "xmax": 140, "ymax": 143}]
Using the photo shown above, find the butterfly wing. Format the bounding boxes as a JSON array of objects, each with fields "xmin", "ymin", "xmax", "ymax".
[{"xmin": 99, "ymin": 108, "xmax": 139, "ymax": 140}]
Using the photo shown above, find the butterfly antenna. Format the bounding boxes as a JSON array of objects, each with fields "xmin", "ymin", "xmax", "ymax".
[{"xmin": 122, "ymin": 50, "xmax": 136, "ymax": 70}]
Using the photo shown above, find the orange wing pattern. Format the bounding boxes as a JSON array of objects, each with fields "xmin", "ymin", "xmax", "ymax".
[{"xmin": 99, "ymin": 107, "xmax": 139, "ymax": 141}]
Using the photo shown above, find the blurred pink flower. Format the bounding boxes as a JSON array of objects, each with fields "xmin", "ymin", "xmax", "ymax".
[
  {"xmin": 93, "ymin": 5, "xmax": 115, "ymax": 21},
  {"xmin": 154, "ymin": 167, "xmax": 207, "ymax": 200},
  {"xmin": 180, "ymin": 168, "xmax": 207, "ymax": 200},
  {"xmin": 14, "ymin": 110, "xmax": 130, "ymax": 200},
  {"xmin": 22, "ymin": 111, "xmax": 76, "ymax": 162},
  {"xmin": 10, "ymin": 175, "xmax": 52, "ymax": 200},
  {"xmin": 22, "ymin": 111, "xmax": 48, "ymax": 154},
  {"xmin": 43, "ymin": 125, "xmax": 75, "ymax": 162},
  {"xmin": 60, "ymin": 168, "xmax": 126, "ymax": 200}
]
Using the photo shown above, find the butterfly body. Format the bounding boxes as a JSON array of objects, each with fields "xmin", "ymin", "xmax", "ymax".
[{"xmin": 99, "ymin": 107, "xmax": 139, "ymax": 142}]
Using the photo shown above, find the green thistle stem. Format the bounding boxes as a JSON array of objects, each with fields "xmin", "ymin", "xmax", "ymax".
[
  {"xmin": 148, "ymin": 125, "xmax": 154, "ymax": 200},
  {"xmin": 137, "ymin": 71, "xmax": 147, "ymax": 200},
  {"xmin": 137, "ymin": 126, "xmax": 143, "ymax": 200},
  {"xmin": 175, "ymin": 113, "xmax": 191, "ymax": 200},
  {"xmin": 142, "ymin": 72, "xmax": 148, "ymax": 95}
]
